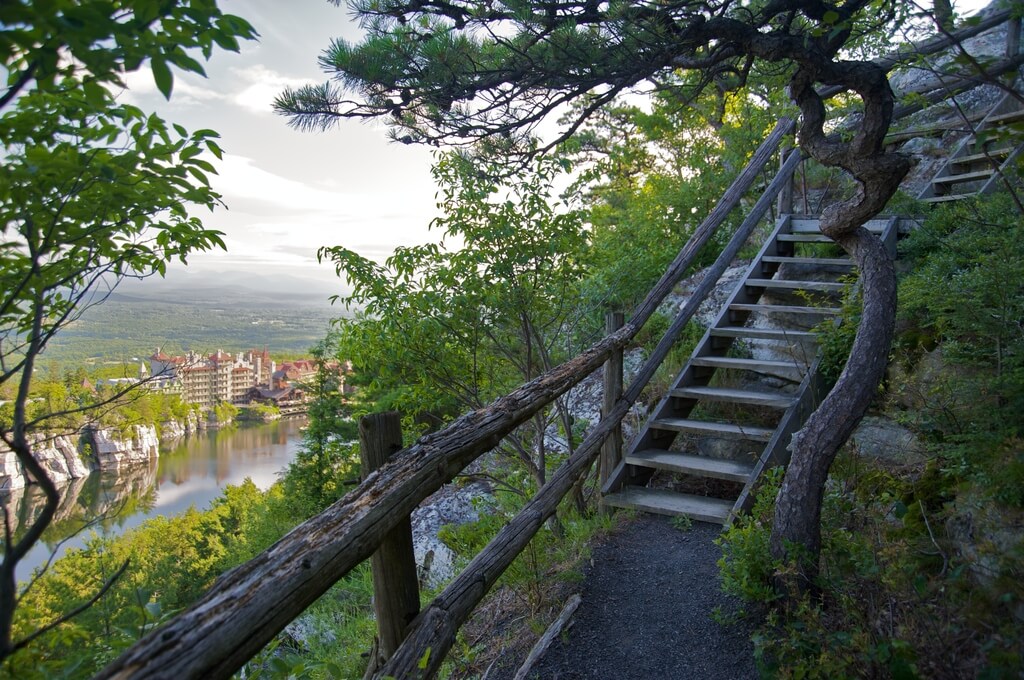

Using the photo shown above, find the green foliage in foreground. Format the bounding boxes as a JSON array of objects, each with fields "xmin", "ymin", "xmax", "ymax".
[
  {"xmin": 8, "ymin": 415, "xmax": 360, "ymax": 678},
  {"xmin": 717, "ymin": 195, "xmax": 1024, "ymax": 678}
]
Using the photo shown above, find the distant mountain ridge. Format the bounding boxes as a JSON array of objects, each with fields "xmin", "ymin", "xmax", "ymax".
[{"xmin": 109, "ymin": 269, "xmax": 350, "ymax": 309}]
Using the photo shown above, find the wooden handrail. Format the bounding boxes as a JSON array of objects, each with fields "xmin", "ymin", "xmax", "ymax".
[
  {"xmin": 380, "ymin": 146, "xmax": 803, "ymax": 680},
  {"xmin": 95, "ymin": 119, "xmax": 794, "ymax": 680}
]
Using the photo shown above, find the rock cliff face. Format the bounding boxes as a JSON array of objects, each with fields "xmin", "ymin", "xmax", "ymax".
[
  {"xmin": 159, "ymin": 411, "xmax": 199, "ymax": 442},
  {"xmin": 84, "ymin": 425, "xmax": 160, "ymax": 469},
  {"xmin": 0, "ymin": 414, "xmax": 196, "ymax": 492},
  {"xmin": 0, "ymin": 434, "xmax": 90, "ymax": 490}
]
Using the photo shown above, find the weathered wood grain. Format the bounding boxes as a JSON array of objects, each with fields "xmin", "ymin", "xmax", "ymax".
[
  {"xmin": 599, "ymin": 311, "xmax": 624, "ymax": 489},
  {"xmin": 360, "ymin": 413, "xmax": 419, "ymax": 663}
]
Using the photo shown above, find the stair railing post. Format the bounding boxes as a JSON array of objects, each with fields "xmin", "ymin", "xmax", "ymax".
[
  {"xmin": 359, "ymin": 412, "xmax": 420, "ymax": 667},
  {"xmin": 1007, "ymin": 16, "xmax": 1021, "ymax": 59},
  {"xmin": 777, "ymin": 146, "xmax": 795, "ymax": 215},
  {"xmin": 600, "ymin": 311, "xmax": 625, "ymax": 490}
]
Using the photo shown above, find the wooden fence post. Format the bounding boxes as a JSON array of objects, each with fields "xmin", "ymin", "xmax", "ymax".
[
  {"xmin": 359, "ymin": 412, "xmax": 419, "ymax": 665},
  {"xmin": 600, "ymin": 311, "xmax": 625, "ymax": 490},
  {"xmin": 777, "ymin": 146, "xmax": 795, "ymax": 215}
]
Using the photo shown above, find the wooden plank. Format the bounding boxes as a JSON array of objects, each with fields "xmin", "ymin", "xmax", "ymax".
[
  {"xmin": 730, "ymin": 303, "xmax": 841, "ymax": 315},
  {"xmin": 984, "ymin": 108, "xmax": 1024, "ymax": 125},
  {"xmin": 670, "ymin": 386, "xmax": 796, "ymax": 408},
  {"xmin": 950, "ymin": 147, "xmax": 1013, "ymax": 166},
  {"xmin": 360, "ymin": 413, "xmax": 419, "ymax": 663},
  {"xmin": 790, "ymin": 218, "xmax": 886, "ymax": 233},
  {"xmin": 745, "ymin": 279, "xmax": 846, "ymax": 293},
  {"xmin": 651, "ymin": 418, "xmax": 774, "ymax": 441},
  {"xmin": 513, "ymin": 595, "xmax": 582, "ymax": 680},
  {"xmin": 932, "ymin": 168, "xmax": 995, "ymax": 185},
  {"xmin": 626, "ymin": 449, "xmax": 756, "ymax": 482},
  {"xmin": 600, "ymin": 311, "xmax": 625, "ymax": 488},
  {"xmin": 690, "ymin": 356, "xmax": 804, "ymax": 378},
  {"xmin": 777, "ymin": 233, "xmax": 834, "ymax": 243},
  {"xmin": 761, "ymin": 255, "xmax": 853, "ymax": 266},
  {"xmin": 602, "ymin": 487, "xmax": 733, "ymax": 524},
  {"xmin": 922, "ymin": 193, "xmax": 976, "ymax": 203},
  {"xmin": 710, "ymin": 326, "xmax": 818, "ymax": 341}
]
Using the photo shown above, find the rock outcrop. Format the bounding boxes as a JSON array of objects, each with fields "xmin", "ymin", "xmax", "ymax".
[
  {"xmin": 0, "ymin": 434, "xmax": 90, "ymax": 490},
  {"xmin": 159, "ymin": 411, "xmax": 199, "ymax": 442},
  {"xmin": 84, "ymin": 425, "xmax": 160, "ymax": 469}
]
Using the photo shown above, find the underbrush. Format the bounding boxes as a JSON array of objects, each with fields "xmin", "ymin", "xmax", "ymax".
[
  {"xmin": 435, "ymin": 481, "xmax": 619, "ymax": 678},
  {"xmin": 717, "ymin": 195, "xmax": 1024, "ymax": 678}
]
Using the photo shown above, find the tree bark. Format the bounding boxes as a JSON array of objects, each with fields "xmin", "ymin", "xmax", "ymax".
[{"xmin": 769, "ymin": 59, "xmax": 909, "ymax": 589}]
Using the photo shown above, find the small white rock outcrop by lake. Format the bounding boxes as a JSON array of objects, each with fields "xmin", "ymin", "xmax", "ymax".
[{"xmin": 0, "ymin": 417, "xmax": 196, "ymax": 491}]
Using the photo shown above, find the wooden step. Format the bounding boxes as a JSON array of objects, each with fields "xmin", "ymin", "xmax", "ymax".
[
  {"xmin": 922, "ymin": 193, "xmax": 976, "ymax": 203},
  {"xmin": 950, "ymin": 147, "xmax": 1013, "ymax": 166},
  {"xmin": 932, "ymin": 168, "xmax": 995, "ymax": 185},
  {"xmin": 790, "ymin": 218, "xmax": 886, "ymax": 234},
  {"xmin": 690, "ymin": 356, "xmax": 805, "ymax": 376},
  {"xmin": 626, "ymin": 449, "xmax": 756, "ymax": 482},
  {"xmin": 746, "ymin": 278, "xmax": 846, "ymax": 293},
  {"xmin": 730, "ymin": 303, "xmax": 841, "ymax": 316},
  {"xmin": 651, "ymin": 418, "xmax": 774, "ymax": 441},
  {"xmin": 602, "ymin": 487, "xmax": 734, "ymax": 524},
  {"xmin": 984, "ymin": 109, "xmax": 1024, "ymax": 126},
  {"xmin": 711, "ymin": 326, "xmax": 818, "ymax": 342},
  {"xmin": 778, "ymin": 233, "xmax": 834, "ymax": 243},
  {"xmin": 761, "ymin": 255, "xmax": 854, "ymax": 266},
  {"xmin": 670, "ymin": 386, "xmax": 796, "ymax": 409}
]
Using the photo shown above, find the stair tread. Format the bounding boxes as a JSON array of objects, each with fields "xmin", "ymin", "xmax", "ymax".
[
  {"xmin": 932, "ymin": 168, "xmax": 995, "ymax": 185},
  {"xmin": 777, "ymin": 233, "xmax": 834, "ymax": 243},
  {"xmin": 627, "ymin": 449, "xmax": 756, "ymax": 482},
  {"xmin": 984, "ymin": 109, "xmax": 1024, "ymax": 125},
  {"xmin": 746, "ymin": 278, "xmax": 846, "ymax": 292},
  {"xmin": 790, "ymin": 219, "xmax": 886, "ymax": 234},
  {"xmin": 730, "ymin": 303, "xmax": 841, "ymax": 315},
  {"xmin": 670, "ymin": 386, "xmax": 797, "ymax": 408},
  {"xmin": 688, "ymin": 356, "xmax": 806, "ymax": 376},
  {"xmin": 951, "ymin": 147, "xmax": 1014, "ymax": 166},
  {"xmin": 922, "ymin": 193, "xmax": 976, "ymax": 203},
  {"xmin": 602, "ymin": 487, "xmax": 734, "ymax": 523},
  {"xmin": 761, "ymin": 255, "xmax": 854, "ymax": 266},
  {"xmin": 711, "ymin": 326, "xmax": 818, "ymax": 341},
  {"xmin": 651, "ymin": 417, "xmax": 774, "ymax": 441}
]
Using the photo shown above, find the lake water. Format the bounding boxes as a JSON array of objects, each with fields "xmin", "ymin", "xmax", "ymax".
[{"xmin": 4, "ymin": 417, "xmax": 307, "ymax": 583}]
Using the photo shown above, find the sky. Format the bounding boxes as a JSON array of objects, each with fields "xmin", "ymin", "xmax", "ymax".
[
  {"xmin": 123, "ymin": 0, "xmax": 438, "ymax": 300},
  {"xmin": 120, "ymin": 0, "xmax": 996, "ymax": 302}
]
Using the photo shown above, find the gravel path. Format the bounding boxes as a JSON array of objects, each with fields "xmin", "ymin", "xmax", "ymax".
[{"xmin": 523, "ymin": 515, "xmax": 760, "ymax": 680}]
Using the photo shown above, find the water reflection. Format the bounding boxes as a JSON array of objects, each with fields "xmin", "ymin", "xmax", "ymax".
[{"xmin": 3, "ymin": 418, "xmax": 306, "ymax": 582}]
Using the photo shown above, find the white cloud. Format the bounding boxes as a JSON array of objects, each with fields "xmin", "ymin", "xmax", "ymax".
[{"xmin": 230, "ymin": 64, "xmax": 314, "ymax": 115}]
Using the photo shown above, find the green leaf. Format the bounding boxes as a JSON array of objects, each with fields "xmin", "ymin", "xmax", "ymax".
[{"xmin": 151, "ymin": 57, "xmax": 173, "ymax": 99}]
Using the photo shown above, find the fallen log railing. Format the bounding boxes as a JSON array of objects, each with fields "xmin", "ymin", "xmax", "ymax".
[{"xmin": 95, "ymin": 118, "xmax": 794, "ymax": 680}]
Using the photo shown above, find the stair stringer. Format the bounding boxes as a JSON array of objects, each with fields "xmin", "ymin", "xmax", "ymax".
[
  {"xmin": 602, "ymin": 214, "xmax": 798, "ymax": 497},
  {"xmin": 730, "ymin": 215, "xmax": 900, "ymax": 520},
  {"xmin": 919, "ymin": 90, "xmax": 1024, "ymax": 201}
]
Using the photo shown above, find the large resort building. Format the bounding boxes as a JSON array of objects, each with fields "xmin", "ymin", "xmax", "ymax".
[
  {"xmin": 145, "ymin": 348, "xmax": 275, "ymax": 409},
  {"xmin": 144, "ymin": 349, "xmax": 350, "ymax": 411}
]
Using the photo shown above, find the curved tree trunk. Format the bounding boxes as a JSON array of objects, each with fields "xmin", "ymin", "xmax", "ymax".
[{"xmin": 768, "ymin": 60, "xmax": 910, "ymax": 590}]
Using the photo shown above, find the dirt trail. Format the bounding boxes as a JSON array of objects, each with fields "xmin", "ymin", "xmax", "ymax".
[{"xmin": 519, "ymin": 515, "xmax": 760, "ymax": 679}]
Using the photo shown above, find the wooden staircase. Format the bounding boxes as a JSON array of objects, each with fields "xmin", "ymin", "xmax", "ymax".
[
  {"xmin": 601, "ymin": 214, "xmax": 903, "ymax": 524},
  {"xmin": 918, "ymin": 91, "xmax": 1024, "ymax": 203}
]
